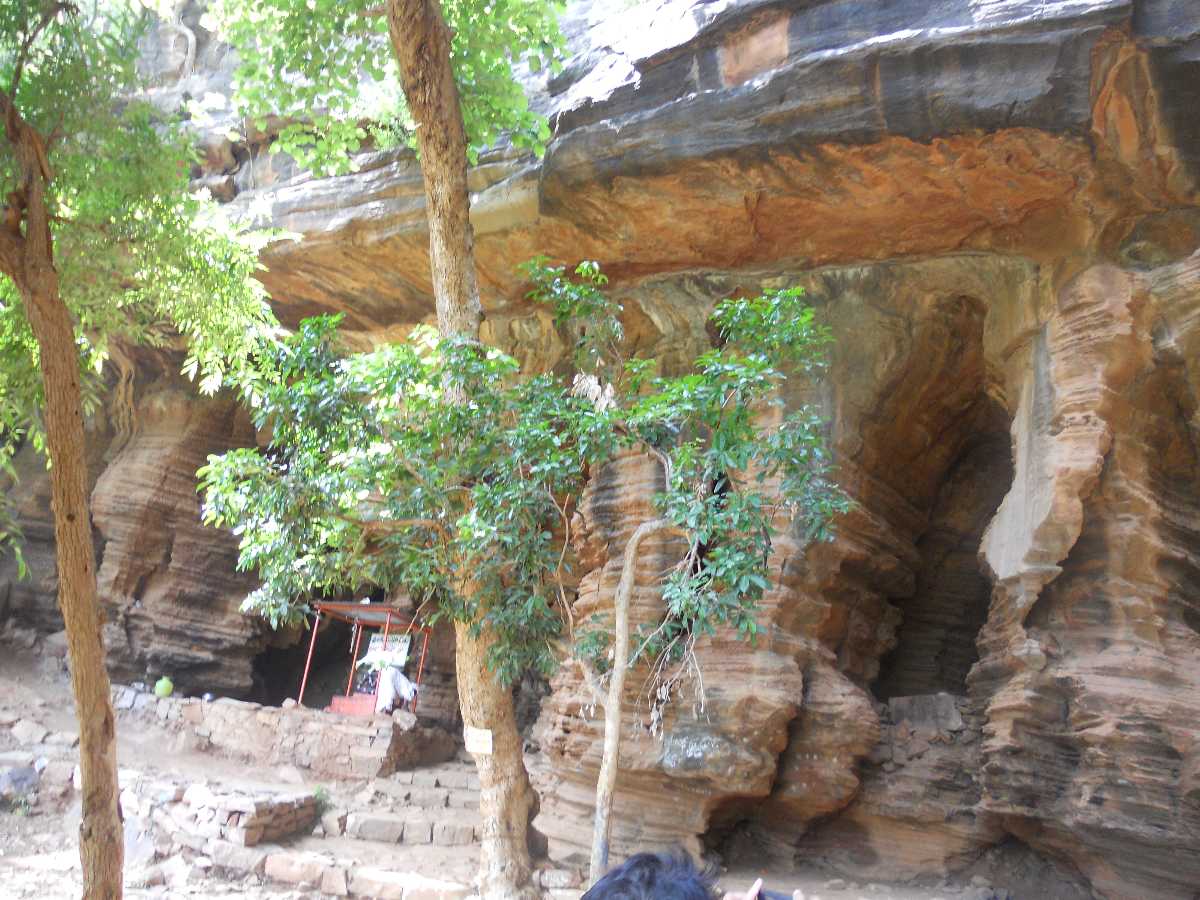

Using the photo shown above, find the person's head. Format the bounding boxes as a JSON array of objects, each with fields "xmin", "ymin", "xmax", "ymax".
[{"xmin": 582, "ymin": 850, "xmax": 719, "ymax": 900}]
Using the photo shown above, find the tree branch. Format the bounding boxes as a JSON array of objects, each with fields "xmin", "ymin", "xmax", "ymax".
[
  {"xmin": 0, "ymin": 82, "xmax": 54, "ymax": 277},
  {"xmin": 336, "ymin": 512, "xmax": 450, "ymax": 542},
  {"xmin": 0, "ymin": 225, "xmax": 22, "ymax": 280},
  {"xmin": 10, "ymin": 2, "xmax": 76, "ymax": 96}
]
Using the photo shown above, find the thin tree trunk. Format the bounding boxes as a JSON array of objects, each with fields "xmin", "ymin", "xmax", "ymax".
[
  {"xmin": 1, "ymin": 91, "xmax": 124, "ymax": 900},
  {"xmin": 589, "ymin": 517, "xmax": 676, "ymax": 885},
  {"xmin": 455, "ymin": 621, "xmax": 538, "ymax": 898},
  {"xmin": 385, "ymin": 0, "xmax": 483, "ymax": 342},
  {"xmin": 384, "ymin": 2, "xmax": 536, "ymax": 896},
  {"xmin": 23, "ymin": 280, "xmax": 124, "ymax": 900}
]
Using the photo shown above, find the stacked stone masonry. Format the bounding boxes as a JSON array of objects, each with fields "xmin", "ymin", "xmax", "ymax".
[
  {"xmin": 112, "ymin": 684, "xmax": 456, "ymax": 780},
  {"xmin": 121, "ymin": 770, "xmax": 317, "ymax": 851},
  {"xmin": 343, "ymin": 763, "xmax": 484, "ymax": 847}
]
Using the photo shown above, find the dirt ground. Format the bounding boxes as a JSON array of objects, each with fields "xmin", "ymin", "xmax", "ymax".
[{"xmin": 0, "ymin": 638, "xmax": 1087, "ymax": 899}]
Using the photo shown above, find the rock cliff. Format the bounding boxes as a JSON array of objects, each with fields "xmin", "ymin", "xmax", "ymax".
[{"xmin": 3, "ymin": 1, "xmax": 1200, "ymax": 897}]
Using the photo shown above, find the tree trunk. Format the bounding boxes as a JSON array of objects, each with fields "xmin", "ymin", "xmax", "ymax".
[
  {"xmin": 1, "ymin": 91, "xmax": 124, "ymax": 899},
  {"xmin": 589, "ymin": 517, "xmax": 676, "ymax": 886},
  {"xmin": 384, "ymin": 3, "xmax": 536, "ymax": 896},
  {"xmin": 385, "ymin": 0, "xmax": 483, "ymax": 342},
  {"xmin": 23, "ymin": 279, "xmax": 125, "ymax": 900},
  {"xmin": 455, "ymin": 621, "xmax": 538, "ymax": 899}
]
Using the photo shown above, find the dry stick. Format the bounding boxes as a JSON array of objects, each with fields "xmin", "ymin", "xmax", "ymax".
[{"xmin": 589, "ymin": 516, "xmax": 680, "ymax": 885}]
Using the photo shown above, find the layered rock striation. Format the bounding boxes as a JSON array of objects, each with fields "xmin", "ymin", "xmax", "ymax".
[
  {"xmin": 3, "ymin": 2, "xmax": 1200, "ymax": 897},
  {"xmin": 0, "ymin": 355, "xmax": 268, "ymax": 697}
]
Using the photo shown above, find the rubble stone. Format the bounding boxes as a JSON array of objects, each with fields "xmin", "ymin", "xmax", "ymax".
[{"xmin": 11, "ymin": 719, "xmax": 49, "ymax": 745}]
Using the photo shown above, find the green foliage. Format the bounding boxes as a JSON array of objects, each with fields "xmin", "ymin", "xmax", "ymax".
[
  {"xmin": 312, "ymin": 785, "xmax": 331, "ymax": 816},
  {"xmin": 522, "ymin": 257, "xmax": 622, "ymax": 381},
  {"xmin": 574, "ymin": 620, "xmax": 612, "ymax": 675},
  {"xmin": 0, "ymin": 2, "xmax": 278, "ymax": 557},
  {"xmin": 201, "ymin": 315, "xmax": 601, "ymax": 682},
  {"xmin": 208, "ymin": 0, "xmax": 563, "ymax": 173},
  {"xmin": 202, "ymin": 261, "xmax": 847, "ymax": 689},
  {"xmin": 594, "ymin": 282, "xmax": 844, "ymax": 666}
]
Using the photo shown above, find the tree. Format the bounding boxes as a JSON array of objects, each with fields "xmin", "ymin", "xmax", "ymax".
[
  {"xmin": 0, "ymin": 5, "xmax": 274, "ymax": 896},
  {"xmin": 210, "ymin": 0, "xmax": 562, "ymax": 893},
  {"xmin": 200, "ymin": 262, "xmax": 846, "ymax": 887}
]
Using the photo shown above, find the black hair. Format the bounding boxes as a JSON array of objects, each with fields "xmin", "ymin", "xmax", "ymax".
[{"xmin": 582, "ymin": 850, "xmax": 719, "ymax": 900}]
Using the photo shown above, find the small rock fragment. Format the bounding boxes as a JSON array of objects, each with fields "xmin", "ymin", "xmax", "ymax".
[
  {"xmin": 0, "ymin": 765, "xmax": 39, "ymax": 800},
  {"xmin": 11, "ymin": 719, "xmax": 50, "ymax": 744}
]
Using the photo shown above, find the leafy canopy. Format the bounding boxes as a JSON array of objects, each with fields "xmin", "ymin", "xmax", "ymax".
[
  {"xmin": 207, "ymin": 0, "xmax": 564, "ymax": 172},
  {"xmin": 201, "ymin": 260, "xmax": 846, "ymax": 686},
  {"xmin": 0, "ymin": 1, "xmax": 277, "ymax": 560}
]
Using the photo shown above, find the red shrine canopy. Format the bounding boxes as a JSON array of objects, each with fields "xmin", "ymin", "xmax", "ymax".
[{"xmin": 296, "ymin": 602, "xmax": 431, "ymax": 717}]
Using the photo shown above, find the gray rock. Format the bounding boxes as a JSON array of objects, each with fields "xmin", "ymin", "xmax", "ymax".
[
  {"xmin": 320, "ymin": 809, "xmax": 347, "ymax": 836},
  {"xmin": 7, "ymin": 626, "xmax": 38, "ymax": 649},
  {"xmin": 125, "ymin": 816, "xmax": 158, "ymax": 869},
  {"xmin": 45, "ymin": 731, "xmax": 78, "ymax": 748},
  {"xmin": 888, "ymin": 693, "xmax": 965, "ymax": 733},
  {"xmin": 0, "ymin": 765, "xmax": 39, "ymax": 800},
  {"xmin": 539, "ymin": 869, "xmax": 582, "ymax": 889},
  {"xmin": 0, "ymin": 750, "xmax": 35, "ymax": 767},
  {"xmin": 11, "ymin": 718, "xmax": 50, "ymax": 745},
  {"xmin": 42, "ymin": 630, "xmax": 69, "ymax": 659}
]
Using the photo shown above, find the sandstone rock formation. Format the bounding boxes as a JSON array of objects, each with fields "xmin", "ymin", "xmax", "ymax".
[
  {"xmin": 91, "ymin": 370, "xmax": 265, "ymax": 695},
  {"xmin": 0, "ymin": 356, "xmax": 269, "ymax": 697},
  {"xmin": 3, "ymin": 2, "xmax": 1200, "ymax": 897}
]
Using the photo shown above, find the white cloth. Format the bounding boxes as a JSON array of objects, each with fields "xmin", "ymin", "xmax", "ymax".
[{"xmin": 375, "ymin": 665, "xmax": 418, "ymax": 713}]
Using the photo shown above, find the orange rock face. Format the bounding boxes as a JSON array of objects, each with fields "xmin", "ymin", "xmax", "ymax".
[
  {"xmin": 4, "ymin": 2, "xmax": 1200, "ymax": 897},
  {"xmin": 89, "ymin": 369, "xmax": 267, "ymax": 695},
  {"xmin": 532, "ymin": 255, "xmax": 1200, "ymax": 900}
]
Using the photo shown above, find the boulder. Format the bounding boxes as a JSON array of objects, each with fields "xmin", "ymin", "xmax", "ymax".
[
  {"xmin": 0, "ymin": 765, "xmax": 39, "ymax": 801},
  {"xmin": 41, "ymin": 630, "xmax": 69, "ymax": 659},
  {"xmin": 11, "ymin": 719, "xmax": 49, "ymax": 745}
]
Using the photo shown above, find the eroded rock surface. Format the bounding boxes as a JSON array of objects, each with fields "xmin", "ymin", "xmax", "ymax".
[
  {"xmin": 92, "ymin": 372, "xmax": 265, "ymax": 695},
  {"xmin": 0, "ymin": 359, "xmax": 266, "ymax": 697},
  {"xmin": 4, "ymin": 2, "xmax": 1200, "ymax": 897}
]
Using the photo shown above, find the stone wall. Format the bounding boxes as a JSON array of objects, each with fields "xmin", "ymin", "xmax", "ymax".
[
  {"xmin": 121, "ymin": 771, "xmax": 318, "ymax": 851},
  {"xmin": 114, "ymin": 684, "xmax": 457, "ymax": 780}
]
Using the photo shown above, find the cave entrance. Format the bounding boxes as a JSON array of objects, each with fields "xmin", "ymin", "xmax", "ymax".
[
  {"xmin": 874, "ymin": 400, "xmax": 1013, "ymax": 700},
  {"xmin": 250, "ymin": 587, "xmax": 387, "ymax": 707},
  {"xmin": 251, "ymin": 617, "xmax": 351, "ymax": 708}
]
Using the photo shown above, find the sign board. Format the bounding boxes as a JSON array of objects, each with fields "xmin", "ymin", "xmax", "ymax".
[
  {"xmin": 366, "ymin": 633, "xmax": 409, "ymax": 665},
  {"xmin": 464, "ymin": 725, "xmax": 493, "ymax": 756}
]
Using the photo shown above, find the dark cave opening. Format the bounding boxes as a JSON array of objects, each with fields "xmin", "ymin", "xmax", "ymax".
[
  {"xmin": 250, "ymin": 616, "xmax": 354, "ymax": 708},
  {"xmin": 702, "ymin": 291, "xmax": 1020, "ymax": 867},
  {"xmin": 249, "ymin": 587, "xmax": 388, "ymax": 707},
  {"xmin": 874, "ymin": 410, "xmax": 1013, "ymax": 700}
]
